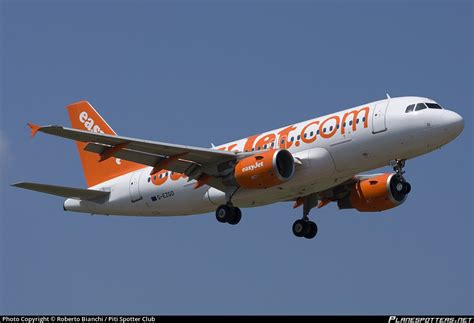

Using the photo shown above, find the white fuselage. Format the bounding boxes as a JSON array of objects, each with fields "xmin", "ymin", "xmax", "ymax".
[{"xmin": 64, "ymin": 96, "xmax": 464, "ymax": 216}]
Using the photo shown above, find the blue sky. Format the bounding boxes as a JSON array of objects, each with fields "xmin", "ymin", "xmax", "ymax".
[{"xmin": 1, "ymin": 0, "xmax": 472, "ymax": 315}]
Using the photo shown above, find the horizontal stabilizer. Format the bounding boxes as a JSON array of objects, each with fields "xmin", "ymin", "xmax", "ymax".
[{"xmin": 11, "ymin": 182, "xmax": 110, "ymax": 200}]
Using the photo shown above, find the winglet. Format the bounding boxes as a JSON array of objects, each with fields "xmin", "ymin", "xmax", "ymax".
[{"xmin": 27, "ymin": 123, "xmax": 41, "ymax": 138}]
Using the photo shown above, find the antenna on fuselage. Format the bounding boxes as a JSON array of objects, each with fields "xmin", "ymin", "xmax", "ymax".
[{"xmin": 386, "ymin": 93, "xmax": 391, "ymax": 99}]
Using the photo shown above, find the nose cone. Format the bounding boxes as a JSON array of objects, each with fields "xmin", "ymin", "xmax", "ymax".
[{"xmin": 441, "ymin": 110, "xmax": 464, "ymax": 139}]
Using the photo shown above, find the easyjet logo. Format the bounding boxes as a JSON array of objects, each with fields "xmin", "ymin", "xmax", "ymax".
[
  {"xmin": 242, "ymin": 161, "xmax": 264, "ymax": 173},
  {"xmin": 79, "ymin": 111, "xmax": 105, "ymax": 134},
  {"xmin": 217, "ymin": 107, "xmax": 370, "ymax": 152}
]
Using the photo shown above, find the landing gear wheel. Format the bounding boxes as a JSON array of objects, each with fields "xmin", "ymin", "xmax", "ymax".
[
  {"xmin": 292, "ymin": 219, "xmax": 307, "ymax": 237},
  {"xmin": 216, "ymin": 205, "xmax": 233, "ymax": 223},
  {"xmin": 228, "ymin": 207, "xmax": 242, "ymax": 225},
  {"xmin": 395, "ymin": 181, "xmax": 404, "ymax": 193},
  {"xmin": 402, "ymin": 182, "xmax": 411, "ymax": 194},
  {"xmin": 393, "ymin": 176, "xmax": 411, "ymax": 195},
  {"xmin": 304, "ymin": 221, "xmax": 318, "ymax": 239}
]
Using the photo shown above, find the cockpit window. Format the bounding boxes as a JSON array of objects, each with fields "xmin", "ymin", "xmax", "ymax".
[
  {"xmin": 405, "ymin": 104, "xmax": 415, "ymax": 113},
  {"xmin": 415, "ymin": 103, "xmax": 427, "ymax": 111},
  {"xmin": 426, "ymin": 103, "xmax": 443, "ymax": 109}
]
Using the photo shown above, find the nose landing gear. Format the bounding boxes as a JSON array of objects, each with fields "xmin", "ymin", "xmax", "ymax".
[
  {"xmin": 390, "ymin": 158, "xmax": 412, "ymax": 195},
  {"xmin": 391, "ymin": 159, "xmax": 406, "ymax": 176}
]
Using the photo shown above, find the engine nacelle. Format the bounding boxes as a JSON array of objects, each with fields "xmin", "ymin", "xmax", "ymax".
[
  {"xmin": 338, "ymin": 173, "xmax": 409, "ymax": 212},
  {"xmin": 232, "ymin": 149, "xmax": 295, "ymax": 189}
]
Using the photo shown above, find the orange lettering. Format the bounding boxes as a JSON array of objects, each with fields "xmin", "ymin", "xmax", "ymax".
[
  {"xmin": 243, "ymin": 134, "xmax": 260, "ymax": 152},
  {"xmin": 171, "ymin": 172, "xmax": 187, "ymax": 181},
  {"xmin": 227, "ymin": 144, "xmax": 238, "ymax": 152},
  {"xmin": 151, "ymin": 169, "xmax": 168, "ymax": 186},
  {"xmin": 319, "ymin": 115, "xmax": 340, "ymax": 139},
  {"xmin": 341, "ymin": 107, "xmax": 369, "ymax": 134},
  {"xmin": 255, "ymin": 134, "xmax": 276, "ymax": 150},
  {"xmin": 278, "ymin": 126, "xmax": 296, "ymax": 149},
  {"xmin": 300, "ymin": 121, "xmax": 320, "ymax": 144}
]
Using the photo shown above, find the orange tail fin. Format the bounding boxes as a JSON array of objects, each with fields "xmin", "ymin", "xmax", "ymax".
[{"xmin": 67, "ymin": 101, "xmax": 144, "ymax": 187}]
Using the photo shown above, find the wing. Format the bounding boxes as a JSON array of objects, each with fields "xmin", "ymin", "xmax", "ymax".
[{"xmin": 29, "ymin": 124, "xmax": 239, "ymax": 189}]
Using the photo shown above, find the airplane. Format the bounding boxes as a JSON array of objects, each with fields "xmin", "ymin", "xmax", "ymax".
[{"xmin": 12, "ymin": 96, "xmax": 464, "ymax": 239}]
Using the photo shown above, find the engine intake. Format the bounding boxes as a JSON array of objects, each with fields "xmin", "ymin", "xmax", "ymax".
[
  {"xmin": 232, "ymin": 149, "xmax": 295, "ymax": 189},
  {"xmin": 338, "ymin": 173, "xmax": 409, "ymax": 212}
]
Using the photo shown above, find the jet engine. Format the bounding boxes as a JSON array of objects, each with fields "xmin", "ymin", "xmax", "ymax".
[
  {"xmin": 338, "ymin": 173, "xmax": 411, "ymax": 212},
  {"xmin": 230, "ymin": 149, "xmax": 295, "ymax": 189}
]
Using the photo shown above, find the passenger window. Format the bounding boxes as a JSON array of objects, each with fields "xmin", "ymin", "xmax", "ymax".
[
  {"xmin": 323, "ymin": 128, "xmax": 326, "ymax": 133},
  {"xmin": 356, "ymin": 119, "xmax": 359, "ymax": 124},
  {"xmin": 264, "ymin": 144, "xmax": 267, "ymax": 149},
  {"xmin": 426, "ymin": 103, "xmax": 443, "ymax": 109},
  {"xmin": 271, "ymin": 142, "xmax": 275, "ymax": 148},
  {"xmin": 349, "ymin": 120, "xmax": 352, "ymax": 126},
  {"xmin": 290, "ymin": 137, "xmax": 294, "ymax": 142},
  {"xmin": 362, "ymin": 117, "xmax": 366, "ymax": 122},
  {"xmin": 343, "ymin": 122, "xmax": 346, "ymax": 127},
  {"xmin": 317, "ymin": 130, "xmax": 320, "ymax": 135},
  {"xmin": 329, "ymin": 126, "xmax": 333, "ymax": 131},
  {"xmin": 147, "ymin": 177, "xmax": 150, "ymax": 183},
  {"xmin": 297, "ymin": 135, "xmax": 301, "ymax": 140},
  {"xmin": 405, "ymin": 104, "xmax": 415, "ymax": 113},
  {"xmin": 310, "ymin": 131, "xmax": 314, "ymax": 136},
  {"xmin": 415, "ymin": 103, "xmax": 427, "ymax": 111},
  {"xmin": 304, "ymin": 133, "xmax": 307, "ymax": 138}
]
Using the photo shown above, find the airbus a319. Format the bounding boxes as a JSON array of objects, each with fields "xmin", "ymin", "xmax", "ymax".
[{"xmin": 13, "ymin": 96, "xmax": 463, "ymax": 239}]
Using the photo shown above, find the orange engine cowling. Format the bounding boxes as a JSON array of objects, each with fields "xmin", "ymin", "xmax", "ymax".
[
  {"xmin": 338, "ymin": 173, "xmax": 409, "ymax": 212},
  {"xmin": 233, "ymin": 149, "xmax": 295, "ymax": 189}
]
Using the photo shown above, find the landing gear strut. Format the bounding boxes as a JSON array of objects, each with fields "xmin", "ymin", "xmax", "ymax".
[
  {"xmin": 391, "ymin": 159, "xmax": 406, "ymax": 176},
  {"xmin": 292, "ymin": 193, "xmax": 318, "ymax": 239},
  {"xmin": 390, "ymin": 159, "xmax": 411, "ymax": 195},
  {"xmin": 215, "ymin": 204, "xmax": 242, "ymax": 225}
]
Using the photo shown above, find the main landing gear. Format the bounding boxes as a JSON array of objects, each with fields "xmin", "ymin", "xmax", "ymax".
[
  {"xmin": 292, "ymin": 193, "xmax": 319, "ymax": 239},
  {"xmin": 292, "ymin": 219, "xmax": 318, "ymax": 239},
  {"xmin": 215, "ymin": 204, "xmax": 242, "ymax": 225}
]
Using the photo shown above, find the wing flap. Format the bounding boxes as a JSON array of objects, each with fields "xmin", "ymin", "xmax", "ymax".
[
  {"xmin": 12, "ymin": 182, "xmax": 110, "ymax": 200},
  {"xmin": 84, "ymin": 142, "xmax": 200, "ymax": 175}
]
